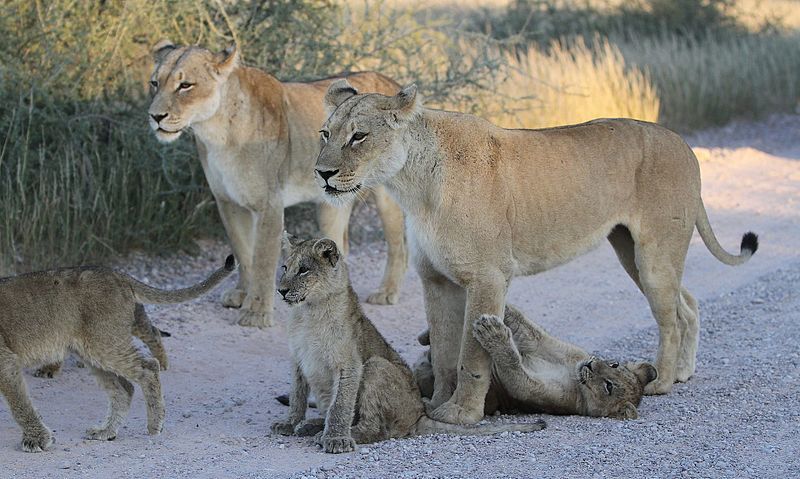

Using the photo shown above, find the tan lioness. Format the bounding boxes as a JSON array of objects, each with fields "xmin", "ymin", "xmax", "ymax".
[
  {"xmin": 314, "ymin": 80, "xmax": 758, "ymax": 424},
  {"xmin": 0, "ymin": 255, "xmax": 235, "ymax": 452},
  {"xmin": 271, "ymin": 234, "xmax": 545, "ymax": 453},
  {"xmin": 414, "ymin": 305, "xmax": 658, "ymax": 419},
  {"xmin": 147, "ymin": 42, "xmax": 407, "ymax": 329}
]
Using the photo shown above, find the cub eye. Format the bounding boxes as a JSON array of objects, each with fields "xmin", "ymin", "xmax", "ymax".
[
  {"xmin": 149, "ymin": 80, "xmax": 158, "ymax": 89},
  {"xmin": 297, "ymin": 266, "xmax": 309, "ymax": 276},
  {"xmin": 178, "ymin": 82, "xmax": 194, "ymax": 91},
  {"xmin": 319, "ymin": 130, "xmax": 330, "ymax": 143},
  {"xmin": 281, "ymin": 265, "xmax": 287, "ymax": 272},
  {"xmin": 604, "ymin": 380, "xmax": 614, "ymax": 394},
  {"xmin": 350, "ymin": 132, "xmax": 368, "ymax": 145},
  {"xmin": 609, "ymin": 361, "xmax": 619, "ymax": 368}
]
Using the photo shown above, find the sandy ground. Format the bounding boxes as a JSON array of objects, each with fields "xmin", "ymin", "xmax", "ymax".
[{"xmin": 1, "ymin": 114, "xmax": 798, "ymax": 478}]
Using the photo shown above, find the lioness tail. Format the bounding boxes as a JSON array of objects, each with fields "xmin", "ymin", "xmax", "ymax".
[
  {"xmin": 414, "ymin": 416, "xmax": 546, "ymax": 437},
  {"xmin": 695, "ymin": 200, "xmax": 758, "ymax": 266},
  {"xmin": 128, "ymin": 255, "xmax": 237, "ymax": 304}
]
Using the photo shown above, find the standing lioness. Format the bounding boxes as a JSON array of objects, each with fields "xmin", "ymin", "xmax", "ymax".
[
  {"xmin": 147, "ymin": 42, "xmax": 407, "ymax": 329},
  {"xmin": 315, "ymin": 80, "xmax": 758, "ymax": 425},
  {"xmin": 0, "ymin": 256, "xmax": 235, "ymax": 452}
]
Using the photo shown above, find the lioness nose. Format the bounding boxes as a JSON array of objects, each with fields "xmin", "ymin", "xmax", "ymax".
[
  {"xmin": 151, "ymin": 113, "xmax": 168, "ymax": 123},
  {"xmin": 277, "ymin": 288, "xmax": 289, "ymax": 298},
  {"xmin": 315, "ymin": 168, "xmax": 339, "ymax": 183}
]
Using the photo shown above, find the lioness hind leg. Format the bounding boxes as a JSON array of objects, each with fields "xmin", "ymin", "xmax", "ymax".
[
  {"xmin": 676, "ymin": 287, "xmax": 699, "ymax": 382},
  {"xmin": 0, "ymin": 341, "xmax": 54, "ymax": 452},
  {"xmin": 367, "ymin": 187, "xmax": 408, "ymax": 305},
  {"xmin": 132, "ymin": 304, "xmax": 169, "ymax": 370},
  {"xmin": 85, "ymin": 367, "xmax": 134, "ymax": 441}
]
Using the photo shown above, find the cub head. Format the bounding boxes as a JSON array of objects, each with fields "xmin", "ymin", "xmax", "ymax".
[
  {"xmin": 147, "ymin": 40, "xmax": 239, "ymax": 143},
  {"xmin": 576, "ymin": 358, "xmax": 658, "ymax": 419},
  {"xmin": 314, "ymin": 80, "xmax": 422, "ymax": 204},
  {"xmin": 277, "ymin": 233, "xmax": 346, "ymax": 305}
]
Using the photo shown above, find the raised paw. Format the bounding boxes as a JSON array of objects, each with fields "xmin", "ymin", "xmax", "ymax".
[
  {"xmin": 366, "ymin": 288, "xmax": 399, "ymax": 305},
  {"xmin": 85, "ymin": 426, "xmax": 117, "ymax": 441},
  {"xmin": 33, "ymin": 362, "xmax": 62, "ymax": 379},
  {"xmin": 221, "ymin": 288, "xmax": 247, "ymax": 309},
  {"xmin": 472, "ymin": 314, "xmax": 511, "ymax": 351},
  {"xmin": 318, "ymin": 434, "xmax": 356, "ymax": 454},
  {"xmin": 237, "ymin": 310, "xmax": 272, "ymax": 329},
  {"xmin": 21, "ymin": 428, "xmax": 54, "ymax": 453},
  {"xmin": 271, "ymin": 421, "xmax": 297, "ymax": 436},
  {"xmin": 294, "ymin": 419, "xmax": 325, "ymax": 437},
  {"xmin": 430, "ymin": 401, "xmax": 483, "ymax": 425},
  {"xmin": 644, "ymin": 377, "xmax": 674, "ymax": 396}
]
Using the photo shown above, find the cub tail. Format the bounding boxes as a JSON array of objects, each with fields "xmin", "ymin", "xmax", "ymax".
[
  {"xmin": 414, "ymin": 416, "xmax": 546, "ymax": 437},
  {"xmin": 128, "ymin": 255, "xmax": 237, "ymax": 304}
]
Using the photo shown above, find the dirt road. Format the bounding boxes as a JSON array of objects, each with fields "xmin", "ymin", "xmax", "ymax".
[{"xmin": 1, "ymin": 115, "xmax": 798, "ymax": 478}]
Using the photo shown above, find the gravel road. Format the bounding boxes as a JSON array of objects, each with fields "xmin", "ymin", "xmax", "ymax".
[{"xmin": 1, "ymin": 114, "xmax": 798, "ymax": 478}]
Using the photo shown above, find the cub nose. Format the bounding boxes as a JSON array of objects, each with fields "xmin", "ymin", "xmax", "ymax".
[
  {"xmin": 150, "ymin": 113, "xmax": 168, "ymax": 123},
  {"xmin": 278, "ymin": 288, "xmax": 289, "ymax": 298},
  {"xmin": 315, "ymin": 169, "xmax": 339, "ymax": 183}
]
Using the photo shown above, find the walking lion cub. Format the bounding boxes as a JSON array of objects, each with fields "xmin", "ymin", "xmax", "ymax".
[
  {"xmin": 0, "ymin": 255, "xmax": 235, "ymax": 452},
  {"xmin": 272, "ymin": 234, "xmax": 545, "ymax": 453}
]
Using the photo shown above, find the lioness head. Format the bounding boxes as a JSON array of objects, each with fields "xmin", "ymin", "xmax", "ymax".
[
  {"xmin": 577, "ymin": 358, "xmax": 658, "ymax": 419},
  {"xmin": 315, "ymin": 80, "xmax": 422, "ymax": 204},
  {"xmin": 147, "ymin": 40, "xmax": 239, "ymax": 143},
  {"xmin": 277, "ymin": 233, "xmax": 344, "ymax": 305}
]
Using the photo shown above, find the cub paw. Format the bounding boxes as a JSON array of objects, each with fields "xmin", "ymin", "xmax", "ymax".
[
  {"xmin": 430, "ymin": 401, "xmax": 483, "ymax": 425},
  {"xmin": 472, "ymin": 315, "xmax": 510, "ymax": 350},
  {"xmin": 270, "ymin": 421, "xmax": 297, "ymax": 436},
  {"xmin": 366, "ymin": 288, "xmax": 399, "ymax": 305},
  {"xmin": 147, "ymin": 418, "xmax": 164, "ymax": 436},
  {"xmin": 85, "ymin": 427, "xmax": 117, "ymax": 441},
  {"xmin": 221, "ymin": 288, "xmax": 246, "ymax": 309},
  {"xmin": 318, "ymin": 434, "xmax": 356, "ymax": 454},
  {"xmin": 237, "ymin": 310, "xmax": 272, "ymax": 329},
  {"xmin": 33, "ymin": 363, "xmax": 62, "ymax": 379},
  {"xmin": 21, "ymin": 428, "xmax": 54, "ymax": 453}
]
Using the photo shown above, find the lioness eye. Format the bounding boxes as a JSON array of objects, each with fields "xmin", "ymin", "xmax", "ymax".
[
  {"xmin": 178, "ymin": 82, "xmax": 194, "ymax": 91},
  {"xmin": 297, "ymin": 266, "xmax": 309, "ymax": 276},
  {"xmin": 610, "ymin": 362, "xmax": 619, "ymax": 368},
  {"xmin": 605, "ymin": 380, "xmax": 614, "ymax": 394},
  {"xmin": 319, "ymin": 130, "xmax": 330, "ymax": 142},
  {"xmin": 150, "ymin": 80, "xmax": 158, "ymax": 89},
  {"xmin": 350, "ymin": 132, "xmax": 367, "ymax": 145}
]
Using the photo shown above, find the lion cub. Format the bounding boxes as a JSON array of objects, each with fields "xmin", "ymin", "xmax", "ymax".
[
  {"xmin": 272, "ymin": 234, "xmax": 545, "ymax": 453},
  {"xmin": 0, "ymin": 255, "xmax": 235, "ymax": 452},
  {"xmin": 416, "ymin": 306, "xmax": 658, "ymax": 419}
]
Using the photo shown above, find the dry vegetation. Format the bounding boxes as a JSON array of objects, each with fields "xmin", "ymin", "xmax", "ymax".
[{"xmin": 1, "ymin": 0, "xmax": 798, "ymax": 271}]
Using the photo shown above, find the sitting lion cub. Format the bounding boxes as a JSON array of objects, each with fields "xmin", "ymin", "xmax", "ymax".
[
  {"xmin": 415, "ymin": 306, "xmax": 658, "ymax": 419},
  {"xmin": 0, "ymin": 255, "xmax": 235, "ymax": 452},
  {"xmin": 272, "ymin": 234, "xmax": 545, "ymax": 453}
]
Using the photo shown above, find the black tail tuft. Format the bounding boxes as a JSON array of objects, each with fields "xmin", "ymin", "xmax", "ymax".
[
  {"xmin": 741, "ymin": 232, "xmax": 759, "ymax": 255},
  {"xmin": 224, "ymin": 254, "xmax": 237, "ymax": 271},
  {"xmin": 158, "ymin": 328, "xmax": 172, "ymax": 338},
  {"xmin": 275, "ymin": 394, "xmax": 290, "ymax": 407}
]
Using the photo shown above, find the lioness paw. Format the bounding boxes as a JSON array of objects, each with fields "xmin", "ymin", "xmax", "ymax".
[
  {"xmin": 430, "ymin": 401, "xmax": 483, "ymax": 425},
  {"xmin": 472, "ymin": 315, "xmax": 510, "ymax": 349},
  {"xmin": 85, "ymin": 427, "xmax": 117, "ymax": 441},
  {"xmin": 319, "ymin": 435, "xmax": 356, "ymax": 454},
  {"xmin": 221, "ymin": 288, "xmax": 246, "ymax": 309},
  {"xmin": 21, "ymin": 429, "xmax": 54, "ymax": 453},
  {"xmin": 366, "ymin": 288, "xmax": 399, "ymax": 305},
  {"xmin": 237, "ymin": 310, "xmax": 272, "ymax": 329},
  {"xmin": 270, "ymin": 421, "xmax": 297, "ymax": 436}
]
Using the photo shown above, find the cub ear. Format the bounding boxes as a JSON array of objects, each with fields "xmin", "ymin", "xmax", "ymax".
[
  {"xmin": 214, "ymin": 44, "xmax": 239, "ymax": 77},
  {"xmin": 281, "ymin": 231, "xmax": 301, "ymax": 252},
  {"xmin": 614, "ymin": 402, "xmax": 639, "ymax": 420},
  {"xmin": 313, "ymin": 238, "xmax": 341, "ymax": 267},
  {"xmin": 324, "ymin": 79, "xmax": 359, "ymax": 114},
  {"xmin": 381, "ymin": 83, "xmax": 422, "ymax": 127},
  {"xmin": 152, "ymin": 39, "xmax": 176, "ymax": 63},
  {"xmin": 627, "ymin": 361, "xmax": 658, "ymax": 387}
]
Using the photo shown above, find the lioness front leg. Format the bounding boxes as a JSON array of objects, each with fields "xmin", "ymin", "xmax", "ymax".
[
  {"xmin": 217, "ymin": 199, "xmax": 254, "ymax": 309},
  {"xmin": 430, "ymin": 277, "xmax": 507, "ymax": 425},
  {"xmin": 271, "ymin": 362, "xmax": 310, "ymax": 436},
  {"xmin": 238, "ymin": 205, "xmax": 283, "ymax": 328},
  {"xmin": 318, "ymin": 364, "xmax": 362, "ymax": 454}
]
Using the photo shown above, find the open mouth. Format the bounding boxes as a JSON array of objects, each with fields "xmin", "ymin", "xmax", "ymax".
[{"xmin": 324, "ymin": 184, "xmax": 361, "ymax": 196}]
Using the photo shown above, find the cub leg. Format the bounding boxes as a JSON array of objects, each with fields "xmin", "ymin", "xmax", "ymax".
[
  {"xmin": 132, "ymin": 304, "xmax": 169, "ymax": 370},
  {"xmin": 367, "ymin": 187, "xmax": 408, "ymax": 305},
  {"xmin": 0, "ymin": 341, "xmax": 54, "ymax": 452},
  {"xmin": 85, "ymin": 367, "xmax": 134, "ymax": 441},
  {"xmin": 217, "ymin": 199, "xmax": 254, "ymax": 309},
  {"xmin": 271, "ymin": 361, "xmax": 310, "ymax": 436},
  {"xmin": 238, "ymin": 205, "xmax": 284, "ymax": 328},
  {"xmin": 317, "ymin": 362, "xmax": 363, "ymax": 454},
  {"xmin": 430, "ymin": 276, "xmax": 507, "ymax": 425}
]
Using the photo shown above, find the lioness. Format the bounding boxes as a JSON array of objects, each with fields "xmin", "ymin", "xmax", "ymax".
[
  {"xmin": 271, "ymin": 234, "xmax": 545, "ymax": 453},
  {"xmin": 314, "ymin": 80, "xmax": 758, "ymax": 424},
  {"xmin": 414, "ymin": 305, "xmax": 658, "ymax": 419},
  {"xmin": 0, "ymin": 256, "xmax": 235, "ymax": 452},
  {"xmin": 147, "ymin": 42, "xmax": 407, "ymax": 329}
]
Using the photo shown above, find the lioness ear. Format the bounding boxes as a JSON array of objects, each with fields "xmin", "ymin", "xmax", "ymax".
[
  {"xmin": 324, "ymin": 79, "xmax": 359, "ymax": 114},
  {"xmin": 614, "ymin": 402, "xmax": 639, "ymax": 420},
  {"xmin": 214, "ymin": 44, "xmax": 239, "ymax": 77},
  {"xmin": 152, "ymin": 39, "xmax": 176, "ymax": 63},
  {"xmin": 627, "ymin": 361, "xmax": 658, "ymax": 387},
  {"xmin": 281, "ymin": 231, "xmax": 301, "ymax": 252},
  {"xmin": 382, "ymin": 84, "xmax": 422, "ymax": 127},
  {"xmin": 313, "ymin": 238, "xmax": 340, "ymax": 267}
]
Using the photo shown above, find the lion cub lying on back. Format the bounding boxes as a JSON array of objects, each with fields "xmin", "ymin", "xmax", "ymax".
[
  {"xmin": 415, "ymin": 306, "xmax": 658, "ymax": 419},
  {"xmin": 272, "ymin": 234, "xmax": 545, "ymax": 453},
  {"xmin": 0, "ymin": 255, "xmax": 235, "ymax": 452}
]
